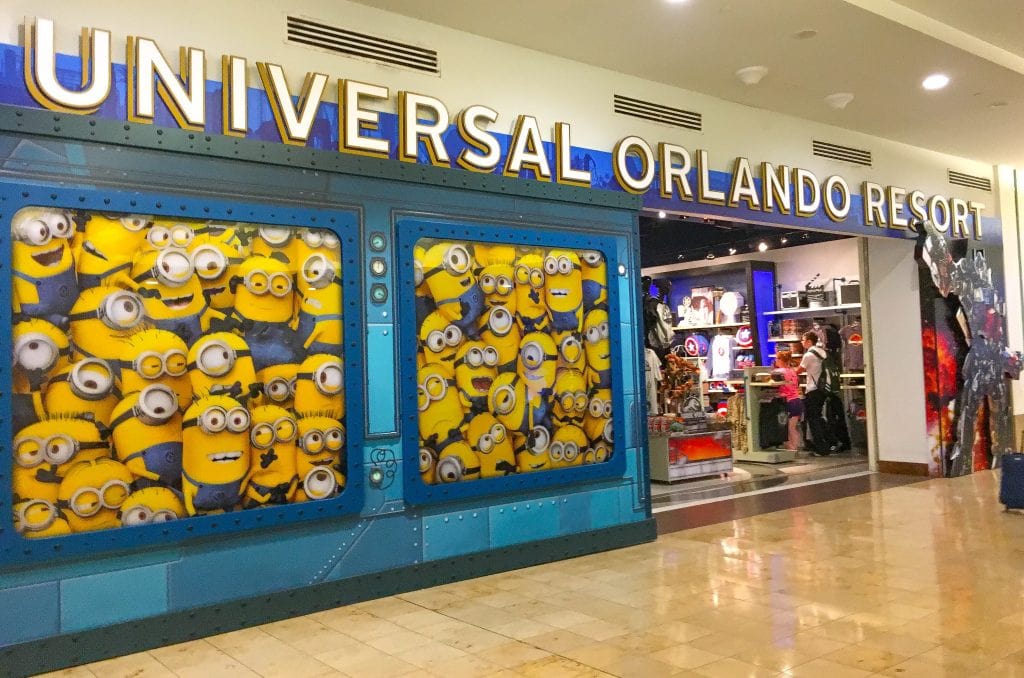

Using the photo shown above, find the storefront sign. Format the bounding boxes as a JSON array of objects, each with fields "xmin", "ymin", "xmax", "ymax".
[{"xmin": 8, "ymin": 17, "xmax": 988, "ymax": 238}]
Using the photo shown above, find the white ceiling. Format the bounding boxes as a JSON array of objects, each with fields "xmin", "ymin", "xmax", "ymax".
[{"xmin": 349, "ymin": 0, "xmax": 1024, "ymax": 168}]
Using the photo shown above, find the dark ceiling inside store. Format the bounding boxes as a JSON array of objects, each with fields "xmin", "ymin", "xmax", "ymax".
[{"xmin": 639, "ymin": 214, "xmax": 851, "ymax": 268}]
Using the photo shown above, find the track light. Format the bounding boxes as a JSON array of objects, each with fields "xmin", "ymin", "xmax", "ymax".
[
  {"xmin": 658, "ymin": 210, "xmax": 667, "ymax": 219},
  {"xmin": 705, "ymin": 252, "xmax": 715, "ymax": 260},
  {"xmin": 781, "ymin": 237, "xmax": 788, "ymax": 244},
  {"xmin": 728, "ymin": 247, "xmax": 737, "ymax": 255},
  {"xmin": 758, "ymin": 241, "xmax": 769, "ymax": 252}
]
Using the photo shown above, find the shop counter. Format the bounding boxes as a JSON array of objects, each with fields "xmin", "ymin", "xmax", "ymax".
[{"xmin": 649, "ymin": 429, "xmax": 733, "ymax": 482}]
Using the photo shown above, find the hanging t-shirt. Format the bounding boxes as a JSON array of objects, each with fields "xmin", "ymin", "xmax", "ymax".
[
  {"xmin": 840, "ymin": 322, "xmax": 864, "ymax": 371},
  {"xmin": 710, "ymin": 334, "xmax": 736, "ymax": 378},
  {"xmin": 644, "ymin": 348, "xmax": 663, "ymax": 415}
]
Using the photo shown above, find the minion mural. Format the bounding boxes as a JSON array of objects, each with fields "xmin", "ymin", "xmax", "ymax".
[
  {"xmin": 9, "ymin": 208, "xmax": 347, "ymax": 537},
  {"xmin": 413, "ymin": 239, "xmax": 612, "ymax": 484}
]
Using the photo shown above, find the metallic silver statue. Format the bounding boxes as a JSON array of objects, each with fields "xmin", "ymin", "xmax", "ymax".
[{"xmin": 918, "ymin": 220, "xmax": 1022, "ymax": 476}]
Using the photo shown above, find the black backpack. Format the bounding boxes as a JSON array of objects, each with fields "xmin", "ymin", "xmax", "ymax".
[{"xmin": 808, "ymin": 346, "xmax": 841, "ymax": 394}]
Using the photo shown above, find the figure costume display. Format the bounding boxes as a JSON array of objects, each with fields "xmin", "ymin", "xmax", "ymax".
[
  {"xmin": 414, "ymin": 240, "xmax": 614, "ymax": 484},
  {"xmin": 8, "ymin": 207, "xmax": 348, "ymax": 538},
  {"xmin": 917, "ymin": 219, "xmax": 1022, "ymax": 476}
]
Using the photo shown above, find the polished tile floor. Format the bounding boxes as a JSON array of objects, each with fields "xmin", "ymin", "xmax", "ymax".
[{"xmin": 40, "ymin": 470, "xmax": 1024, "ymax": 677}]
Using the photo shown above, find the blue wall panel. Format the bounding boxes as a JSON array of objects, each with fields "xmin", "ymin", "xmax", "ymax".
[
  {"xmin": 557, "ymin": 494, "xmax": 592, "ymax": 536},
  {"xmin": 61, "ymin": 565, "xmax": 168, "ymax": 633},
  {"xmin": 587, "ymin": 487, "xmax": 624, "ymax": 531},
  {"xmin": 323, "ymin": 513, "xmax": 421, "ymax": 580},
  {"xmin": 423, "ymin": 509, "xmax": 490, "ymax": 560},
  {"xmin": 0, "ymin": 581, "xmax": 60, "ymax": 644},
  {"xmin": 489, "ymin": 499, "xmax": 560, "ymax": 548},
  {"xmin": 365, "ymin": 323, "xmax": 398, "ymax": 436},
  {"xmin": 167, "ymin": 526, "xmax": 350, "ymax": 608}
]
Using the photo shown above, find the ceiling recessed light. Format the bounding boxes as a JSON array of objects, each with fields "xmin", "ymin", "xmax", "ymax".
[
  {"xmin": 728, "ymin": 247, "xmax": 737, "ymax": 255},
  {"xmin": 922, "ymin": 73, "xmax": 950, "ymax": 90},
  {"xmin": 793, "ymin": 29, "xmax": 818, "ymax": 40},
  {"xmin": 735, "ymin": 66, "xmax": 769, "ymax": 86},
  {"xmin": 658, "ymin": 210, "xmax": 667, "ymax": 219},
  {"xmin": 705, "ymin": 252, "xmax": 716, "ymax": 260},
  {"xmin": 781, "ymin": 237, "xmax": 788, "ymax": 244},
  {"xmin": 758, "ymin": 241, "xmax": 769, "ymax": 252},
  {"xmin": 824, "ymin": 92, "xmax": 854, "ymax": 110}
]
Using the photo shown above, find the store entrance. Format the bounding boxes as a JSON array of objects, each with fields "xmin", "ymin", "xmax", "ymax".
[{"xmin": 640, "ymin": 214, "xmax": 873, "ymax": 511}]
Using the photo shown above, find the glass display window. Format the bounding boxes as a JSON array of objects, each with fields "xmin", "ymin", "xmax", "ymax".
[
  {"xmin": 399, "ymin": 217, "xmax": 628, "ymax": 504},
  {"xmin": 9, "ymin": 206, "xmax": 350, "ymax": 540}
]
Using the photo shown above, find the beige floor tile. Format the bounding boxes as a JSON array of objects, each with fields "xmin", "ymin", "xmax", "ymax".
[
  {"xmin": 86, "ymin": 651, "xmax": 177, "ymax": 677},
  {"xmin": 475, "ymin": 640, "xmax": 551, "ymax": 668},
  {"xmin": 692, "ymin": 657, "xmax": 779, "ymax": 678},
  {"xmin": 877, "ymin": 657, "xmax": 976, "ymax": 677},
  {"xmin": 395, "ymin": 641, "xmax": 469, "ymax": 671},
  {"xmin": 518, "ymin": 628, "xmax": 595, "ymax": 654},
  {"xmin": 148, "ymin": 639, "xmax": 259, "ymax": 677},
  {"xmin": 733, "ymin": 643, "xmax": 813, "ymax": 673},
  {"xmin": 650, "ymin": 644, "xmax": 724, "ymax": 670},
  {"xmin": 34, "ymin": 668, "xmax": 99, "ymax": 678},
  {"xmin": 782, "ymin": 657, "xmax": 873, "ymax": 677},
  {"xmin": 820, "ymin": 643, "xmax": 909, "ymax": 673},
  {"xmin": 514, "ymin": 655, "xmax": 594, "ymax": 678}
]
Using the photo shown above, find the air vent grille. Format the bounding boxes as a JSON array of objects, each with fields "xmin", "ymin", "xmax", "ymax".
[
  {"xmin": 812, "ymin": 140, "xmax": 872, "ymax": 167},
  {"xmin": 947, "ymin": 169, "xmax": 991, "ymax": 192},
  {"xmin": 613, "ymin": 95, "xmax": 701, "ymax": 131},
  {"xmin": 286, "ymin": 16, "xmax": 439, "ymax": 74}
]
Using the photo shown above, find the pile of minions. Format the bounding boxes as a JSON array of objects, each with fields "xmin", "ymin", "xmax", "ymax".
[
  {"xmin": 10, "ymin": 207, "xmax": 346, "ymax": 539},
  {"xmin": 415, "ymin": 240, "xmax": 614, "ymax": 484}
]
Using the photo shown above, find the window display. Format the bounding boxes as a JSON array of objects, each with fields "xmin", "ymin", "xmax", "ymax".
[
  {"xmin": 10, "ymin": 207, "xmax": 346, "ymax": 539},
  {"xmin": 413, "ymin": 239, "xmax": 613, "ymax": 483}
]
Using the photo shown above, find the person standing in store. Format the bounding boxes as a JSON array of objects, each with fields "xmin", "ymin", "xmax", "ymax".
[
  {"xmin": 797, "ymin": 330, "xmax": 839, "ymax": 456},
  {"xmin": 773, "ymin": 349, "xmax": 802, "ymax": 452}
]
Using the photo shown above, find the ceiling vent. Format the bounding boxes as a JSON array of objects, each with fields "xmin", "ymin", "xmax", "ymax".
[
  {"xmin": 613, "ymin": 95, "xmax": 701, "ymax": 131},
  {"xmin": 947, "ymin": 169, "xmax": 992, "ymax": 192},
  {"xmin": 812, "ymin": 140, "xmax": 872, "ymax": 167},
  {"xmin": 286, "ymin": 16, "xmax": 439, "ymax": 74}
]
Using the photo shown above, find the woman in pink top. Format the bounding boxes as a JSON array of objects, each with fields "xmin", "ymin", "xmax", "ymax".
[{"xmin": 773, "ymin": 350, "xmax": 803, "ymax": 451}]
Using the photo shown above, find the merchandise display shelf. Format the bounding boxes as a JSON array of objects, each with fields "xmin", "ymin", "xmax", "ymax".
[
  {"xmin": 674, "ymin": 321, "xmax": 747, "ymax": 332},
  {"xmin": 763, "ymin": 303, "xmax": 862, "ymax": 316},
  {"xmin": 767, "ymin": 336, "xmax": 803, "ymax": 342}
]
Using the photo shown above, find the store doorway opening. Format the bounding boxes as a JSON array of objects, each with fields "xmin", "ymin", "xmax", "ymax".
[{"xmin": 640, "ymin": 214, "xmax": 874, "ymax": 512}]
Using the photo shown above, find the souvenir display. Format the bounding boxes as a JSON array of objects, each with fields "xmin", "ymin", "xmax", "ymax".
[
  {"xmin": 10, "ymin": 207, "xmax": 346, "ymax": 539},
  {"xmin": 414, "ymin": 240, "xmax": 612, "ymax": 483}
]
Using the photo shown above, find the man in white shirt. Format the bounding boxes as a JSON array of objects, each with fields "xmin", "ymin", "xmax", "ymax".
[{"xmin": 797, "ymin": 330, "xmax": 839, "ymax": 456}]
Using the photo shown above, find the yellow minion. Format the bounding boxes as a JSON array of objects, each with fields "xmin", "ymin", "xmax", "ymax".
[
  {"xmin": 453, "ymin": 341, "xmax": 499, "ymax": 413},
  {"xmin": 418, "ymin": 444, "xmax": 438, "ymax": 485},
  {"xmin": 68, "ymin": 287, "xmax": 147, "ymax": 362},
  {"xmin": 187, "ymin": 233, "xmax": 244, "ymax": 312},
  {"xmin": 579, "ymin": 250, "xmax": 608, "ymax": 311},
  {"xmin": 435, "ymin": 441, "xmax": 481, "ymax": 483},
  {"xmin": 418, "ymin": 362, "xmax": 467, "ymax": 451},
  {"xmin": 479, "ymin": 305, "xmax": 521, "ymax": 374},
  {"xmin": 549, "ymin": 425, "xmax": 588, "ymax": 469},
  {"xmin": 513, "ymin": 253, "xmax": 549, "ymax": 333},
  {"xmin": 583, "ymin": 388, "xmax": 614, "ymax": 446},
  {"xmin": 141, "ymin": 219, "xmax": 196, "ymax": 253},
  {"xmin": 44, "ymin": 359, "xmax": 121, "ymax": 427},
  {"xmin": 109, "ymin": 385, "xmax": 182, "ymax": 487},
  {"xmin": 245, "ymin": 405, "xmax": 299, "ymax": 506},
  {"xmin": 74, "ymin": 213, "xmax": 151, "ymax": 289},
  {"xmin": 130, "ymin": 248, "xmax": 224, "ymax": 347},
  {"xmin": 420, "ymin": 311, "xmax": 464, "ymax": 366},
  {"xmin": 11, "ymin": 207, "xmax": 78, "ymax": 324},
  {"xmin": 518, "ymin": 332, "xmax": 558, "ymax": 401},
  {"xmin": 119, "ymin": 329, "xmax": 192, "ymax": 412},
  {"xmin": 13, "ymin": 417, "xmax": 111, "ymax": 503},
  {"xmin": 294, "ymin": 354, "xmax": 344, "ymax": 418},
  {"xmin": 119, "ymin": 487, "xmax": 186, "ymax": 527},
  {"xmin": 251, "ymin": 225, "xmax": 297, "ymax": 264},
  {"xmin": 293, "ymin": 227, "xmax": 341, "ymax": 271},
  {"xmin": 57, "ymin": 458, "xmax": 134, "ymax": 532},
  {"xmin": 295, "ymin": 248, "xmax": 343, "ymax": 355},
  {"xmin": 12, "ymin": 317, "xmax": 72, "ymax": 430},
  {"xmin": 229, "ymin": 255, "xmax": 302, "ymax": 371},
  {"xmin": 552, "ymin": 369, "xmax": 588, "ymax": 427},
  {"xmin": 583, "ymin": 439, "xmax": 612, "ymax": 465},
  {"xmin": 473, "ymin": 243, "xmax": 516, "ymax": 268},
  {"xmin": 478, "ymin": 263, "xmax": 516, "ymax": 314},
  {"xmin": 181, "ymin": 394, "xmax": 252, "ymax": 515},
  {"xmin": 583, "ymin": 309, "xmax": 612, "ymax": 390},
  {"xmin": 417, "ymin": 242, "xmax": 484, "ymax": 333},
  {"xmin": 187, "ymin": 332, "xmax": 259, "ymax": 404},
  {"xmin": 294, "ymin": 415, "xmax": 346, "ymax": 502},
  {"xmin": 13, "ymin": 499, "xmax": 72, "ymax": 539},
  {"xmin": 466, "ymin": 413, "xmax": 516, "ymax": 478},
  {"xmin": 413, "ymin": 243, "xmax": 436, "ymax": 326},
  {"xmin": 254, "ymin": 362, "xmax": 298, "ymax": 409},
  {"xmin": 543, "ymin": 249, "xmax": 583, "ymax": 332},
  {"xmin": 513, "ymin": 426, "xmax": 552, "ymax": 473},
  {"xmin": 552, "ymin": 330, "xmax": 586, "ymax": 372}
]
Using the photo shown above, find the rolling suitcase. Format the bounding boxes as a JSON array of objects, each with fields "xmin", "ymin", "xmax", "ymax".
[{"xmin": 999, "ymin": 453, "xmax": 1024, "ymax": 510}]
